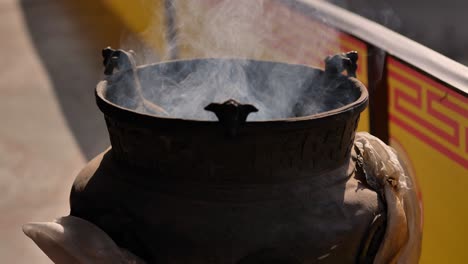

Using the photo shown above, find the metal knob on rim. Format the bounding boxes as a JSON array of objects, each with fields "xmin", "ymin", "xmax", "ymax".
[{"xmin": 205, "ymin": 99, "xmax": 258, "ymax": 137}]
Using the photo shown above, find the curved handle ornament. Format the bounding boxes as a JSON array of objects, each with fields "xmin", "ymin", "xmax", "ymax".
[{"xmin": 324, "ymin": 51, "xmax": 358, "ymax": 77}]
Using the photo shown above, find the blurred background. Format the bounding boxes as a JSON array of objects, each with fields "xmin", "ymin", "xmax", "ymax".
[
  {"xmin": 1, "ymin": 1, "xmax": 120, "ymax": 262},
  {"xmin": 0, "ymin": 0, "xmax": 466, "ymax": 263},
  {"xmin": 330, "ymin": 0, "xmax": 468, "ymax": 65}
]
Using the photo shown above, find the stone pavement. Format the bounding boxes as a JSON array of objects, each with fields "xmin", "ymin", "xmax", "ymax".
[{"xmin": 0, "ymin": 0, "xmax": 123, "ymax": 262}]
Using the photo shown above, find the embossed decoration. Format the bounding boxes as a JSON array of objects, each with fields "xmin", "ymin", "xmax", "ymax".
[{"xmin": 24, "ymin": 52, "xmax": 399, "ymax": 264}]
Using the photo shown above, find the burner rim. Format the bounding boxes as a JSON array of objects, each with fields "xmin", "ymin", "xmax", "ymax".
[{"xmin": 95, "ymin": 58, "xmax": 368, "ymax": 127}]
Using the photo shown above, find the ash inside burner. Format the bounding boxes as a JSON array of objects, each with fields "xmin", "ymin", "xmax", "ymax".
[{"xmin": 103, "ymin": 58, "xmax": 361, "ymax": 121}]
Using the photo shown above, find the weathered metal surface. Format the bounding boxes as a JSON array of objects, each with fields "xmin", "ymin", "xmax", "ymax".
[{"xmin": 67, "ymin": 54, "xmax": 389, "ymax": 263}]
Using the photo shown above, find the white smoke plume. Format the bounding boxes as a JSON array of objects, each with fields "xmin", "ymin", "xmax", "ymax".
[{"xmin": 110, "ymin": 0, "xmax": 353, "ymax": 121}]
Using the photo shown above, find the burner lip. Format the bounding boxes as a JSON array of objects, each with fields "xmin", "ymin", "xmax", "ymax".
[{"xmin": 95, "ymin": 58, "xmax": 368, "ymax": 129}]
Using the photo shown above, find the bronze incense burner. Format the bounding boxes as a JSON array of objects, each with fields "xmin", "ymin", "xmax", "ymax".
[{"xmin": 23, "ymin": 49, "xmax": 422, "ymax": 263}]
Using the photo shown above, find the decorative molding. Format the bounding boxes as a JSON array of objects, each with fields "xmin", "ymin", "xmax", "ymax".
[{"xmin": 388, "ymin": 57, "xmax": 468, "ymax": 168}]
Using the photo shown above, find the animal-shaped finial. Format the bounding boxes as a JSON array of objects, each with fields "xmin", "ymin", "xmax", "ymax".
[
  {"xmin": 102, "ymin": 47, "xmax": 137, "ymax": 75},
  {"xmin": 324, "ymin": 51, "xmax": 358, "ymax": 77}
]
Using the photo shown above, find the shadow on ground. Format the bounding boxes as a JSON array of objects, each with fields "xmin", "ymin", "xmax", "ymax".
[{"xmin": 19, "ymin": 0, "xmax": 126, "ymax": 160}]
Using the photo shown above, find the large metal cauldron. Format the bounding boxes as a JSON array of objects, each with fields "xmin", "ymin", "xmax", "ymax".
[{"xmin": 69, "ymin": 49, "xmax": 384, "ymax": 263}]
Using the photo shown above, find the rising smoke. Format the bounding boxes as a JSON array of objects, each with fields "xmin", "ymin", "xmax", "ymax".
[{"xmin": 109, "ymin": 0, "xmax": 355, "ymax": 121}]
